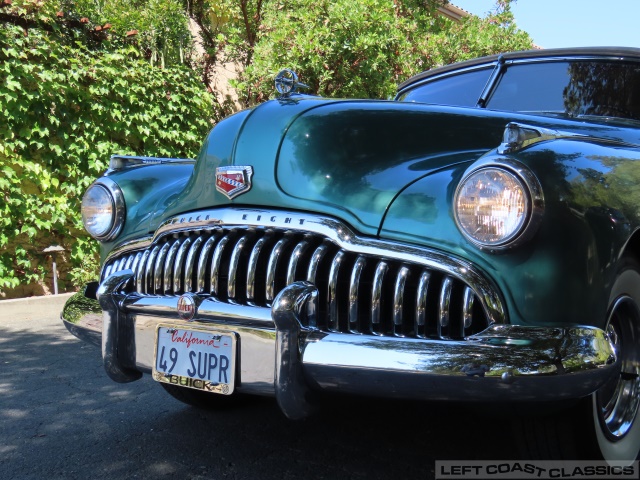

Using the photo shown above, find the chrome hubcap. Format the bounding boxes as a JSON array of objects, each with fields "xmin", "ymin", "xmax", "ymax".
[{"xmin": 598, "ymin": 296, "xmax": 640, "ymax": 440}]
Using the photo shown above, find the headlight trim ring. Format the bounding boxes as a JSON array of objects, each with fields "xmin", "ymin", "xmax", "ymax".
[
  {"xmin": 81, "ymin": 177, "xmax": 126, "ymax": 242},
  {"xmin": 454, "ymin": 157, "xmax": 544, "ymax": 252}
]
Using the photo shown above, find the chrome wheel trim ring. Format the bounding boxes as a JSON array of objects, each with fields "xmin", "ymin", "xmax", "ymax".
[{"xmin": 597, "ymin": 295, "xmax": 640, "ymax": 441}]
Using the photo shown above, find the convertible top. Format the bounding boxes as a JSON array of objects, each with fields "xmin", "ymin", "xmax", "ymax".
[{"xmin": 397, "ymin": 46, "xmax": 640, "ymax": 93}]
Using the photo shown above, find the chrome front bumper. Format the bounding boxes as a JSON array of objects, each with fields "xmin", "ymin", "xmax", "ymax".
[{"xmin": 63, "ymin": 272, "xmax": 618, "ymax": 419}]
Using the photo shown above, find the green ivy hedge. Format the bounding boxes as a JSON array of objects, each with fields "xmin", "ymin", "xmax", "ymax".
[{"xmin": 0, "ymin": 20, "xmax": 215, "ymax": 297}]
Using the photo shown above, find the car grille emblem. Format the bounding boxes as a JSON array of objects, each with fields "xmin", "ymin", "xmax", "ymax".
[
  {"xmin": 216, "ymin": 166, "xmax": 254, "ymax": 200},
  {"xmin": 177, "ymin": 293, "xmax": 197, "ymax": 321}
]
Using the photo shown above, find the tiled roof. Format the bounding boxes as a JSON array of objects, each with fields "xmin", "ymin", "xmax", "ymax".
[{"xmin": 437, "ymin": 3, "xmax": 472, "ymax": 21}]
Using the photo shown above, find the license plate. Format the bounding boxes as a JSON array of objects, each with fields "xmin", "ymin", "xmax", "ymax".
[{"xmin": 152, "ymin": 325, "xmax": 236, "ymax": 395}]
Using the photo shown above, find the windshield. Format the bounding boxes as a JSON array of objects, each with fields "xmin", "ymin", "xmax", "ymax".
[{"xmin": 401, "ymin": 60, "xmax": 640, "ymax": 122}]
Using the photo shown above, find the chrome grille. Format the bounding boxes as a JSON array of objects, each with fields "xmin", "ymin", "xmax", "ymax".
[{"xmin": 102, "ymin": 227, "xmax": 491, "ymax": 339}]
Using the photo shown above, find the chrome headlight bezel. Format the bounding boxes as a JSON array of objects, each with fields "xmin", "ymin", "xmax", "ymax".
[
  {"xmin": 81, "ymin": 177, "xmax": 125, "ymax": 242},
  {"xmin": 454, "ymin": 158, "xmax": 544, "ymax": 251}
]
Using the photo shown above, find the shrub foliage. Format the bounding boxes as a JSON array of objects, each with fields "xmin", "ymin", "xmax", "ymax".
[
  {"xmin": 0, "ymin": 0, "xmax": 533, "ymax": 297},
  {"xmin": 237, "ymin": 0, "xmax": 533, "ymax": 102},
  {"xmin": 0, "ymin": 5, "xmax": 215, "ymax": 296}
]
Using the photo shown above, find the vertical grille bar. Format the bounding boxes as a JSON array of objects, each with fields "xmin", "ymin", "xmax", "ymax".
[
  {"xmin": 307, "ymin": 244, "xmax": 328, "ymax": 284},
  {"xmin": 327, "ymin": 251, "xmax": 345, "ymax": 332},
  {"xmin": 287, "ymin": 240, "xmax": 310, "ymax": 286},
  {"xmin": 393, "ymin": 267, "xmax": 410, "ymax": 337},
  {"xmin": 415, "ymin": 270, "xmax": 430, "ymax": 338},
  {"xmin": 462, "ymin": 286, "xmax": 474, "ymax": 332},
  {"xmin": 130, "ymin": 252, "xmax": 142, "ymax": 278},
  {"xmin": 145, "ymin": 246, "xmax": 160, "ymax": 294},
  {"xmin": 371, "ymin": 261, "xmax": 388, "ymax": 336},
  {"xmin": 247, "ymin": 236, "xmax": 268, "ymax": 303},
  {"xmin": 136, "ymin": 250, "xmax": 151, "ymax": 294},
  {"xmin": 171, "ymin": 237, "xmax": 191, "ymax": 294},
  {"xmin": 197, "ymin": 235, "xmax": 218, "ymax": 293},
  {"xmin": 154, "ymin": 243, "xmax": 171, "ymax": 293},
  {"xmin": 266, "ymin": 237, "xmax": 290, "ymax": 302},
  {"xmin": 349, "ymin": 256, "xmax": 366, "ymax": 334},
  {"xmin": 163, "ymin": 240, "xmax": 181, "ymax": 294},
  {"xmin": 184, "ymin": 237, "xmax": 203, "ymax": 293},
  {"xmin": 438, "ymin": 277, "xmax": 453, "ymax": 338},
  {"xmin": 124, "ymin": 255, "xmax": 135, "ymax": 270},
  {"xmin": 103, "ymin": 263, "xmax": 114, "ymax": 278},
  {"xmin": 111, "ymin": 258, "xmax": 122, "ymax": 274},
  {"xmin": 228, "ymin": 235, "xmax": 250, "ymax": 300},
  {"xmin": 211, "ymin": 235, "xmax": 232, "ymax": 295}
]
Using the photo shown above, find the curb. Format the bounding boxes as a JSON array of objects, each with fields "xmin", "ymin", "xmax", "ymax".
[{"xmin": 0, "ymin": 293, "xmax": 75, "ymax": 322}]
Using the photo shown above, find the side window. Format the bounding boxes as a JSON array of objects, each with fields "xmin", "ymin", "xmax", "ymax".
[
  {"xmin": 487, "ymin": 61, "xmax": 640, "ymax": 121},
  {"xmin": 398, "ymin": 68, "xmax": 492, "ymax": 107},
  {"xmin": 487, "ymin": 62, "xmax": 570, "ymax": 112}
]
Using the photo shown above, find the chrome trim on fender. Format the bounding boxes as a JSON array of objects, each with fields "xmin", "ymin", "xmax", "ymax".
[
  {"xmin": 108, "ymin": 155, "xmax": 194, "ymax": 172},
  {"xmin": 498, "ymin": 122, "xmax": 588, "ymax": 155}
]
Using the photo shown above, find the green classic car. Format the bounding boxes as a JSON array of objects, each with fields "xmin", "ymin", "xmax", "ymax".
[{"xmin": 63, "ymin": 47, "xmax": 640, "ymax": 462}]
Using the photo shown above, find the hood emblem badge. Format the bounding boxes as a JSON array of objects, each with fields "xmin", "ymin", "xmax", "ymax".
[{"xmin": 216, "ymin": 166, "xmax": 254, "ymax": 200}]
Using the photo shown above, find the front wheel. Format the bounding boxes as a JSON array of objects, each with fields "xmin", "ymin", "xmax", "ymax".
[
  {"xmin": 591, "ymin": 259, "xmax": 640, "ymax": 461},
  {"xmin": 515, "ymin": 257, "xmax": 640, "ymax": 463}
]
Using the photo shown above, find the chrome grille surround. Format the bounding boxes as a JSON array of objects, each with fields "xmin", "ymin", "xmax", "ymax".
[{"xmin": 102, "ymin": 208, "xmax": 505, "ymax": 339}]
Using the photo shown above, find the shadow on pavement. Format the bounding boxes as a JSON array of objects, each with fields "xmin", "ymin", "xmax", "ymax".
[{"xmin": 0, "ymin": 323, "xmax": 520, "ymax": 480}]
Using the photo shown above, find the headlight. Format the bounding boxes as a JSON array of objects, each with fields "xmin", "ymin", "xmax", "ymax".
[
  {"xmin": 454, "ymin": 161, "xmax": 543, "ymax": 250},
  {"xmin": 81, "ymin": 178, "xmax": 125, "ymax": 241}
]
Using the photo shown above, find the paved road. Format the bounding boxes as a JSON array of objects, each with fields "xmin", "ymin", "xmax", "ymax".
[{"xmin": 0, "ymin": 302, "xmax": 519, "ymax": 480}]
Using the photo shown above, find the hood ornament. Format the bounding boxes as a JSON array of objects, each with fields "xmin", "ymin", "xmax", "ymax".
[
  {"xmin": 216, "ymin": 165, "xmax": 254, "ymax": 200},
  {"xmin": 275, "ymin": 69, "xmax": 308, "ymax": 97}
]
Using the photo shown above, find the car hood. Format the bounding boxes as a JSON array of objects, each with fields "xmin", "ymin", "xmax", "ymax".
[
  {"xmin": 275, "ymin": 100, "xmax": 509, "ymax": 230},
  {"xmin": 161, "ymin": 96, "xmax": 639, "ymax": 236},
  {"xmin": 166, "ymin": 98, "xmax": 508, "ymax": 234}
]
